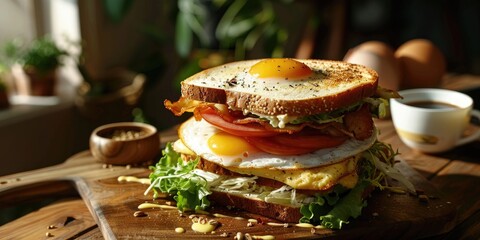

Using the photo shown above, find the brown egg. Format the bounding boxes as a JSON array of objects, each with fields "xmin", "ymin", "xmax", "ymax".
[
  {"xmin": 344, "ymin": 41, "xmax": 402, "ymax": 90},
  {"xmin": 395, "ymin": 39, "xmax": 446, "ymax": 89}
]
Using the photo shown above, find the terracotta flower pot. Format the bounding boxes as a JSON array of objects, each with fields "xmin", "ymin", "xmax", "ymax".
[{"xmin": 23, "ymin": 67, "xmax": 57, "ymax": 96}]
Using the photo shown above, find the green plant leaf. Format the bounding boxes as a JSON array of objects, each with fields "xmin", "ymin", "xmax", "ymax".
[
  {"xmin": 103, "ymin": 0, "xmax": 133, "ymax": 23},
  {"xmin": 216, "ymin": 0, "xmax": 247, "ymax": 41},
  {"xmin": 21, "ymin": 37, "xmax": 67, "ymax": 73},
  {"xmin": 175, "ymin": 12, "xmax": 193, "ymax": 58},
  {"xmin": 227, "ymin": 18, "xmax": 256, "ymax": 39},
  {"xmin": 243, "ymin": 22, "xmax": 266, "ymax": 50},
  {"xmin": 2, "ymin": 40, "xmax": 23, "ymax": 63},
  {"xmin": 177, "ymin": 0, "xmax": 212, "ymax": 47}
]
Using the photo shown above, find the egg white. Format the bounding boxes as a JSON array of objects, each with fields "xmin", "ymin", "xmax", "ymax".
[
  {"xmin": 225, "ymin": 67, "xmax": 330, "ymax": 100},
  {"xmin": 179, "ymin": 117, "xmax": 376, "ymax": 170},
  {"xmin": 186, "ymin": 59, "xmax": 376, "ymax": 105}
]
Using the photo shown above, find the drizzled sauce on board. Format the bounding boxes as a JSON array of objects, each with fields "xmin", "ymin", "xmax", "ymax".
[
  {"xmin": 251, "ymin": 235, "xmax": 275, "ymax": 240},
  {"xmin": 191, "ymin": 222, "xmax": 217, "ymax": 233},
  {"xmin": 174, "ymin": 227, "xmax": 185, "ymax": 233},
  {"xmin": 137, "ymin": 203, "xmax": 177, "ymax": 210},
  {"xmin": 117, "ymin": 176, "xmax": 150, "ymax": 184},
  {"xmin": 120, "ymin": 175, "xmax": 323, "ymax": 238},
  {"xmin": 213, "ymin": 213, "xmax": 245, "ymax": 220}
]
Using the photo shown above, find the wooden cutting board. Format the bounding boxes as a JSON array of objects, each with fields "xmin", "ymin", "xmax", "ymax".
[{"xmin": 74, "ymin": 158, "xmax": 457, "ymax": 239}]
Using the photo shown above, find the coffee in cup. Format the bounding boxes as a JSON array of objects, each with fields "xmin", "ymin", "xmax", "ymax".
[{"xmin": 390, "ymin": 88, "xmax": 480, "ymax": 153}]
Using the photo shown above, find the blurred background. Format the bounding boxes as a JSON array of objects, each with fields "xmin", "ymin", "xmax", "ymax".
[{"xmin": 0, "ymin": 0, "xmax": 479, "ymax": 175}]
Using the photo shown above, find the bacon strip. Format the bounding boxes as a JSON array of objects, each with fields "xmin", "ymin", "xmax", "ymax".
[
  {"xmin": 343, "ymin": 105, "xmax": 374, "ymax": 140},
  {"xmin": 165, "ymin": 97, "xmax": 373, "ymax": 140},
  {"xmin": 164, "ymin": 97, "xmax": 206, "ymax": 116},
  {"xmin": 234, "ymin": 116, "xmax": 352, "ymax": 136}
]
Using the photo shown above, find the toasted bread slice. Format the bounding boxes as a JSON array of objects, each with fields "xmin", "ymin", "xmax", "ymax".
[
  {"xmin": 208, "ymin": 190, "xmax": 302, "ymax": 223},
  {"xmin": 209, "ymin": 182, "xmax": 376, "ymax": 223},
  {"xmin": 181, "ymin": 59, "xmax": 378, "ymax": 116}
]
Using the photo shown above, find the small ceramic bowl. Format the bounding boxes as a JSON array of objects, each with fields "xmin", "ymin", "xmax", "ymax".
[{"xmin": 90, "ymin": 122, "xmax": 160, "ymax": 165}]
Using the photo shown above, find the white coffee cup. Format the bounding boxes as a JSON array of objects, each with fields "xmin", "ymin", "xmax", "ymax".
[{"xmin": 390, "ymin": 88, "xmax": 480, "ymax": 153}]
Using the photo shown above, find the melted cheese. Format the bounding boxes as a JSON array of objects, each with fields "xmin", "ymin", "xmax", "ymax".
[
  {"xmin": 337, "ymin": 171, "xmax": 359, "ymax": 189},
  {"xmin": 173, "ymin": 139, "xmax": 359, "ymax": 190},
  {"xmin": 225, "ymin": 155, "xmax": 359, "ymax": 190},
  {"xmin": 173, "ymin": 139, "xmax": 195, "ymax": 155}
]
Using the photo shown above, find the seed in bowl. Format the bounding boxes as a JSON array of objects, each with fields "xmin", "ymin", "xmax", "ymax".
[{"xmin": 111, "ymin": 129, "xmax": 146, "ymax": 140}]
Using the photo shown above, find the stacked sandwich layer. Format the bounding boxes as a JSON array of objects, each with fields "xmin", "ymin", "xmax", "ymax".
[{"xmin": 148, "ymin": 58, "xmax": 414, "ymax": 229}]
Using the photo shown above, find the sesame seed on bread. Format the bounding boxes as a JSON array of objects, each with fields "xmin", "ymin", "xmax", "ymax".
[{"xmin": 181, "ymin": 59, "xmax": 378, "ymax": 116}]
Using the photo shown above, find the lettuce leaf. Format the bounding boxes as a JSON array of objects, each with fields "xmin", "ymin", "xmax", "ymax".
[
  {"xmin": 147, "ymin": 143, "xmax": 211, "ymax": 211},
  {"xmin": 299, "ymin": 141, "xmax": 413, "ymax": 229},
  {"xmin": 299, "ymin": 199, "xmax": 329, "ymax": 223},
  {"xmin": 291, "ymin": 102, "xmax": 361, "ymax": 125},
  {"xmin": 289, "ymin": 96, "xmax": 392, "ymax": 125},
  {"xmin": 363, "ymin": 97, "xmax": 390, "ymax": 119},
  {"xmin": 319, "ymin": 180, "xmax": 369, "ymax": 229},
  {"xmin": 299, "ymin": 181, "xmax": 369, "ymax": 229}
]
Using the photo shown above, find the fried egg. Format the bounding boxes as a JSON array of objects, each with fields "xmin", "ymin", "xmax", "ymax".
[
  {"xmin": 185, "ymin": 58, "xmax": 376, "ymax": 106},
  {"xmin": 178, "ymin": 117, "xmax": 376, "ymax": 170},
  {"xmin": 249, "ymin": 58, "xmax": 313, "ymax": 79}
]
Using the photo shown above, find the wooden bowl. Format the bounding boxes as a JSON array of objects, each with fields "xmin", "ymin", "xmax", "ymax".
[{"xmin": 90, "ymin": 122, "xmax": 160, "ymax": 165}]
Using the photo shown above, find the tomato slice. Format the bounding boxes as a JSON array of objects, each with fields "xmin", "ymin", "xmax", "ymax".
[
  {"xmin": 272, "ymin": 134, "xmax": 347, "ymax": 149},
  {"xmin": 246, "ymin": 133, "xmax": 347, "ymax": 155},
  {"xmin": 245, "ymin": 137, "xmax": 317, "ymax": 155},
  {"xmin": 197, "ymin": 105, "xmax": 348, "ymax": 155},
  {"xmin": 199, "ymin": 107, "xmax": 280, "ymax": 137}
]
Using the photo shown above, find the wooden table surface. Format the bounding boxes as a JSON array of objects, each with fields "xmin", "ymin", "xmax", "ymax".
[{"xmin": 0, "ymin": 75, "xmax": 479, "ymax": 239}]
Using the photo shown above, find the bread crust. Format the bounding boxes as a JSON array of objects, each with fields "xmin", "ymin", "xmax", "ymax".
[
  {"xmin": 183, "ymin": 154, "xmax": 302, "ymax": 222},
  {"xmin": 181, "ymin": 59, "xmax": 378, "ymax": 116},
  {"xmin": 209, "ymin": 191, "xmax": 302, "ymax": 223}
]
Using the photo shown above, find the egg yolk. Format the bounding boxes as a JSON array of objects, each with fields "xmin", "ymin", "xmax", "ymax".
[
  {"xmin": 249, "ymin": 58, "xmax": 313, "ymax": 79},
  {"xmin": 208, "ymin": 132, "xmax": 257, "ymax": 156}
]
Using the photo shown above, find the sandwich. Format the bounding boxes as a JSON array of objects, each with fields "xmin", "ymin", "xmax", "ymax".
[{"xmin": 146, "ymin": 58, "xmax": 414, "ymax": 229}]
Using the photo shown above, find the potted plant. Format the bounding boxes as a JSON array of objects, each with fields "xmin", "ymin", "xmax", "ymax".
[
  {"xmin": 22, "ymin": 37, "xmax": 68, "ymax": 96},
  {"xmin": 2, "ymin": 37, "xmax": 67, "ymax": 96}
]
